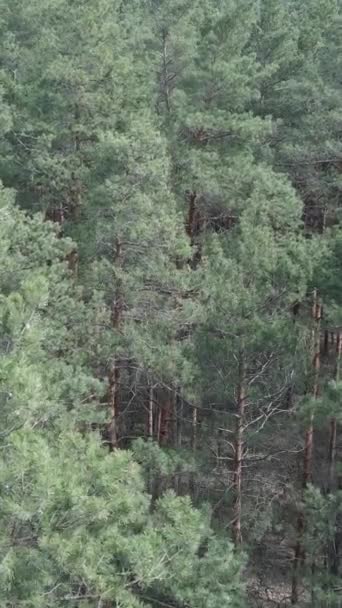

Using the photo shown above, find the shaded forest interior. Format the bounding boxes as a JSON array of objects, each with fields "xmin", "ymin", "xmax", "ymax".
[{"xmin": 0, "ymin": 0, "xmax": 342, "ymax": 607}]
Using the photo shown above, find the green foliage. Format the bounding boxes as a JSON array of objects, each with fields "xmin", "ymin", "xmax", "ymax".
[
  {"xmin": 0, "ymin": 182, "xmax": 106, "ymax": 432},
  {"xmin": 0, "ymin": 430, "xmax": 245, "ymax": 608},
  {"xmin": 0, "ymin": 0, "xmax": 341, "ymax": 605}
]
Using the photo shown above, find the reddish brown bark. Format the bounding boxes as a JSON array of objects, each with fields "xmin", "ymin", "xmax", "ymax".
[
  {"xmin": 146, "ymin": 385, "xmax": 155, "ymax": 495},
  {"xmin": 292, "ymin": 511, "xmax": 305, "ymax": 604},
  {"xmin": 326, "ymin": 332, "xmax": 342, "ymax": 576},
  {"xmin": 44, "ymin": 206, "xmax": 79, "ymax": 276},
  {"xmin": 161, "ymin": 30, "xmax": 171, "ymax": 113},
  {"xmin": 312, "ymin": 294, "xmax": 321, "ymax": 398},
  {"xmin": 69, "ymin": 174, "xmax": 82, "ymax": 220},
  {"xmin": 232, "ymin": 355, "xmax": 246, "ymax": 546},
  {"xmin": 302, "ymin": 293, "xmax": 321, "ymax": 484},
  {"xmin": 159, "ymin": 392, "xmax": 173, "ymax": 446},
  {"xmin": 74, "ymin": 103, "xmax": 81, "ymax": 152},
  {"xmin": 324, "ymin": 329, "xmax": 329, "ymax": 356},
  {"xmin": 191, "ymin": 406, "xmax": 198, "ymax": 452},
  {"xmin": 176, "ymin": 391, "xmax": 183, "ymax": 448},
  {"xmin": 157, "ymin": 405, "xmax": 162, "ymax": 445},
  {"xmin": 328, "ymin": 333, "xmax": 341, "ymax": 492},
  {"xmin": 148, "ymin": 385, "xmax": 154, "ymax": 440},
  {"xmin": 186, "ymin": 191, "xmax": 197, "ymax": 240},
  {"xmin": 291, "ymin": 290, "xmax": 321, "ymax": 604},
  {"xmin": 45, "ymin": 205, "xmax": 65, "ymax": 226},
  {"xmin": 328, "ymin": 418, "xmax": 337, "ymax": 492},
  {"xmin": 107, "ymin": 240, "xmax": 123, "ymax": 450},
  {"xmin": 108, "ymin": 361, "xmax": 120, "ymax": 449},
  {"xmin": 302, "ymin": 419, "xmax": 314, "ymax": 488},
  {"xmin": 66, "ymin": 249, "xmax": 79, "ymax": 275},
  {"xmin": 334, "ymin": 331, "xmax": 341, "ymax": 381},
  {"xmin": 185, "ymin": 191, "xmax": 202, "ymax": 268}
]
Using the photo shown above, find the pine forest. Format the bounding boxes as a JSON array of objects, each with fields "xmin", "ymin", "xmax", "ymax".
[{"xmin": 0, "ymin": 1, "xmax": 342, "ymax": 606}]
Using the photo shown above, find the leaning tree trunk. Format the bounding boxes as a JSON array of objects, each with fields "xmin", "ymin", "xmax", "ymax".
[
  {"xmin": 232, "ymin": 353, "xmax": 247, "ymax": 546},
  {"xmin": 291, "ymin": 290, "xmax": 321, "ymax": 605}
]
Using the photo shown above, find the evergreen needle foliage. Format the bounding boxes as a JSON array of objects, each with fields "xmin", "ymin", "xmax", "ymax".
[{"xmin": 0, "ymin": 0, "xmax": 341, "ymax": 605}]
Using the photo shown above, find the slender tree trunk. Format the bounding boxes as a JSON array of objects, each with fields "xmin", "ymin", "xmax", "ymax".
[
  {"xmin": 303, "ymin": 291, "xmax": 321, "ymax": 484},
  {"xmin": 186, "ymin": 191, "xmax": 202, "ymax": 268},
  {"xmin": 108, "ymin": 362, "xmax": 120, "ymax": 449},
  {"xmin": 303, "ymin": 417, "xmax": 314, "ymax": 488},
  {"xmin": 191, "ymin": 406, "xmax": 198, "ymax": 452},
  {"xmin": 328, "ymin": 417, "xmax": 337, "ymax": 493},
  {"xmin": 161, "ymin": 29, "xmax": 171, "ymax": 113},
  {"xmin": 232, "ymin": 354, "xmax": 246, "ymax": 546},
  {"xmin": 327, "ymin": 333, "xmax": 341, "ymax": 576},
  {"xmin": 188, "ymin": 404, "xmax": 198, "ymax": 499},
  {"xmin": 68, "ymin": 102, "xmax": 82, "ymax": 220},
  {"xmin": 148, "ymin": 384, "xmax": 154, "ymax": 440},
  {"xmin": 291, "ymin": 290, "xmax": 321, "ymax": 604},
  {"xmin": 157, "ymin": 404, "xmax": 162, "ymax": 446},
  {"xmin": 292, "ymin": 515, "xmax": 305, "ymax": 606},
  {"xmin": 328, "ymin": 331, "xmax": 340, "ymax": 492},
  {"xmin": 171, "ymin": 389, "xmax": 177, "ymax": 448},
  {"xmin": 158, "ymin": 389, "xmax": 174, "ymax": 447},
  {"xmin": 334, "ymin": 332, "xmax": 341, "ymax": 381},
  {"xmin": 176, "ymin": 390, "xmax": 183, "ymax": 449},
  {"xmin": 74, "ymin": 102, "xmax": 81, "ymax": 153},
  {"xmin": 107, "ymin": 240, "xmax": 123, "ymax": 450},
  {"xmin": 171, "ymin": 389, "xmax": 181, "ymax": 494},
  {"xmin": 147, "ymin": 384, "xmax": 155, "ymax": 496},
  {"xmin": 186, "ymin": 191, "xmax": 197, "ymax": 241},
  {"xmin": 324, "ymin": 329, "xmax": 329, "ymax": 356},
  {"xmin": 320, "ymin": 205, "xmax": 327, "ymax": 234}
]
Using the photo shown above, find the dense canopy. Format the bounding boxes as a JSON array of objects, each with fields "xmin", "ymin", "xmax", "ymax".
[{"xmin": 0, "ymin": 1, "xmax": 341, "ymax": 606}]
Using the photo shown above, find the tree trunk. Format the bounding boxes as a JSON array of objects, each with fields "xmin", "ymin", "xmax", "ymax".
[
  {"xmin": 328, "ymin": 333, "xmax": 341, "ymax": 489},
  {"xmin": 186, "ymin": 191, "xmax": 202, "ymax": 268},
  {"xmin": 108, "ymin": 361, "xmax": 120, "ymax": 449},
  {"xmin": 328, "ymin": 417, "xmax": 337, "ymax": 493},
  {"xmin": 157, "ymin": 404, "xmax": 162, "ymax": 446},
  {"xmin": 303, "ymin": 291, "xmax": 321, "ymax": 485},
  {"xmin": 148, "ymin": 384, "xmax": 154, "ymax": 440},
  {"xmin": 188, "ymin": 404, "xmax": 198, "ymax": 499},
  {"xmin": 161, "ymin": 29, "xmax": 170, "ymax": 113},
  {"xmin": 159, "ymin": 402, "xmax": 170, "ymax": 446},
  {"xmin": 107, "ymin": 240, "xmax": 123, "ymax": 450},
  {"xmin": 147, "ymin": 384, "xmax": 155, "ymax": 495},
  {"xmin": 66, "ymin": 249, "xmax": 79, "ymax": 276},
  {"xmin": 171, "ymin": 389, "xmax": 177, "ymax": 448},
  {"xmin": 292, "ymin": 513, "xmax": 305, "ymax": 606},
  {"xmin": 68, "ymin": 102, "xmax": 82, "ymax": 220},
  {"xmin": 176, "ymin": 390, "xmax": 183, "ymax": 448},
  {"xmin": 327, "ymin": 332, "xmax": 341, "ymax": 576},
  {"xmin": 291, "ymin": 290, "xmax": 321, "ymax": 604},
  {"xmin": 232, "ymin": 354, "xmax": 246, "ymax": 546},
  {"xmin": 191, "ymin": 406, "xmax": 198, "ymax": 452},
  {"xmin": 324, "ymin": 329, "xmax": 329, "ymax": 356}
]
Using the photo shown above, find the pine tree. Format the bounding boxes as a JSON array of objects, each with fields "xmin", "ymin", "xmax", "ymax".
[
  {"xmin": 0, "ymin": 431, "xmax": 245, "ymax": 607},
  {"xmin": 249, "ymin": 0, "xmax": 342, "ymax": 232},
  {"xmin": 0, "ymin": 0, "xmax": 194, "ymax": 447},
  {"xmin": 0, "ymin": 180, "xmax": 108, "ymax": 433},
  {"xmin": 193, "ymin": 169, "xmax": 320, "ymax": 545}
]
